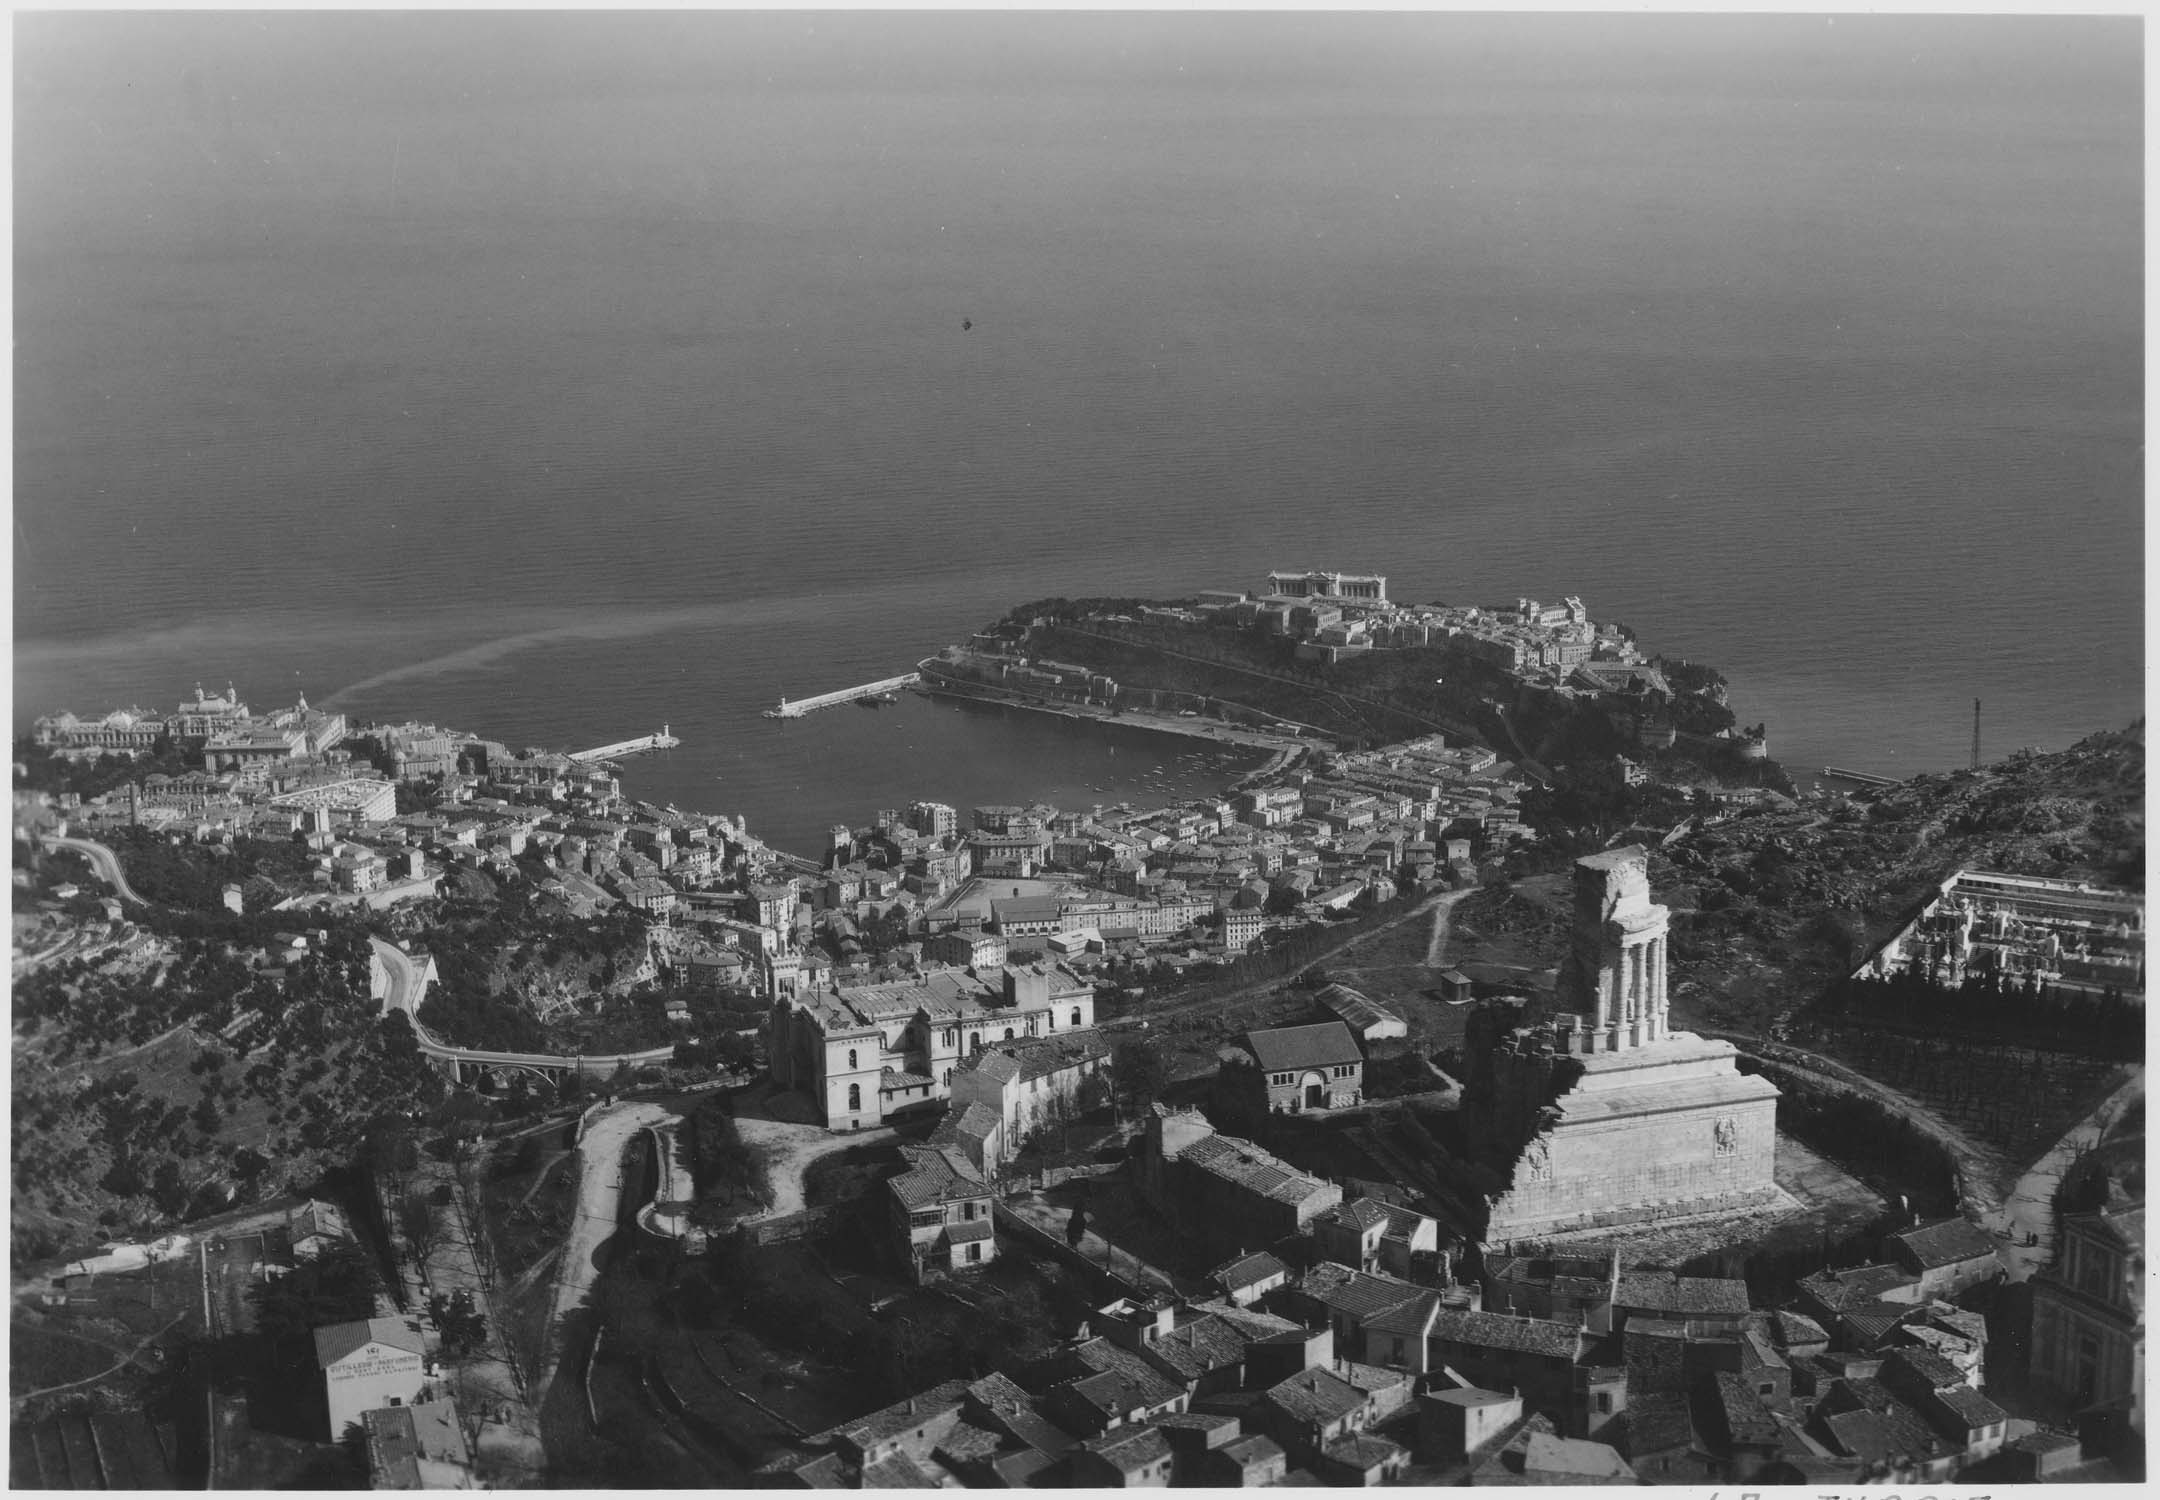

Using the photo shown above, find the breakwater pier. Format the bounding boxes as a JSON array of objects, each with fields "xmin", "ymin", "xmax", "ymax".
[
  {"xmin": 764, "ymin": 672, "xmax": 922, "ymax": 719},
  {"xmin": 569, "ymin": 728, "xmax": 681, "ymax": 763},
  {"xmin": 1822, "ymin": 765, "xmax": 1901, "ymax": 788}
]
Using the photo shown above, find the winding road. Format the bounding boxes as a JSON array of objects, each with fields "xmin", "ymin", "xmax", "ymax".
[
  {"xmin": 534, "ymin": 1099, "xmax": 673, "ymax": 1405},
  {"xmin": 41, "ymin": 835, "xmax": 149, "ymax": 906},
  {"xmin": 369, "ymin": 936, "xmax": 676, "ymax": 1079}
]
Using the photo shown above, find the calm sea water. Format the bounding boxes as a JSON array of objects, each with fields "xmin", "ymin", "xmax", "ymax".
[{"xmin": 14, "ymin": 14, "xmax": 2142, "ymax": 854}]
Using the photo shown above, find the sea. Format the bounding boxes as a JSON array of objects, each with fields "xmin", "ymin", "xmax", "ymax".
[{"xmin": 13, "ymin": 13, "xmax": 2143, "ymax": 857}]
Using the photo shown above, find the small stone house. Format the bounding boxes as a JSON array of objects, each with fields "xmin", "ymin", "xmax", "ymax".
[
  {"xmin": 887, "ymin": 1145, "xmax": 997, "ymax": 1281},
  {"xmin": 1243, "ymin": 1021, "xmax": 1364, "ymax": 1113},
  {"xmin": 1885, "ymin": 1217, "xmax": 2003, "ymax": 1300}
]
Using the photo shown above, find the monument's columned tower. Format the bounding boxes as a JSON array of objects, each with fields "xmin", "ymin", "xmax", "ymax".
[
  {"xmin": 1557, "ymin": 847, "xmax": 1673, "ymax": 1051},
  {"xmin": 1473, "ymin": 847, "xmax": 1781, "ymax": 1245}
]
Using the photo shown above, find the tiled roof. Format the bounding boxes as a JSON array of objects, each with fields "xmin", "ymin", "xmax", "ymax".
[
  {"xmin": 887, "ymin": 1146, "xmax": 990, "ymax": 1209},
  {"xmin": 1141, "ymin": 1315, "xmax": 1249, "ymax": 1381},
  {"xmin": 1883, "ymin": 1346, "xmax": 1965, "ymax": 1392},
  {"xmin": 1320, "ymin": 1197, "xmax": 1391, "ymax": 1232},
  {"xmin": 988, "ymin": 1449, "xmax": 1057, "ymax": 1486},
  {"xmin": 944, "ymin": 1217, "xmax": 994, "ymax": 1245},
  {"xmin": 1711, "ymin": 1372, "xmax": 1783, "ymax": 1448},
  {"xmin": 1176, "ymin": 1129, "xmax": 1336, "ymax": 1208},
  {"xmin": 1378, "ymin": 1203, "xmax": 1437, "ymax": 1243},
  {"xmin": 879, "ymin": 1068, "xmax": 934, "ymax": 1090},
  {"xmin": 787, "ymin": 1451, "xmax": 852, "ymax": 1487},
  {"xmin": 1889, "ymin": 1216, "xmax": 2000, "ymax": 1271},
  {"xmin": 1363, "ymin": 1291, "xmax": 1442, "ymax": 1340},
  {"xmin": 1315, "ymin": 983, "xmax": 1405, "ymax": 1033},
  {"xmin": 1322, "ymin": 1433, "xmax": 1406, "ymax": 1470},
  {"xmin": 1218, "ymin": 1433, "xmax": 1287, "ymax": 1470},
  {"xmin": 861, "ymin": 1450, "xmax": 940, "ymax": 1487},
  {"xmin": 1522, "ymin": 1432, "xmax": 1634, "ymax": 1479},
  {"xmin": 313, "ymin": 1315, "xmax": 425, "ymax": 1369},
  {"xmin": 1297, "ymin": 1262, "xmax": 1425, "ymax": 1321},
  {"xmin": 1841, "ymin": 1299, "xmax": 1920, "ymax": 1345},
  {"xmin": 1798, "ymin": 1262, "xmax": 1917, "ymax": 1310},
  {"xmin": 930, "ymin": 1102, "xmax": 1001, "ymax": 1148},
  {"xmin": 1614, "ymin": 1270, "xmax": 1752, "ymax": 1316},
  {"xmin": 965, "ymin": 1373, "xmax": 1079, "ymax": 1456},
  {"xmin": 1621, "ymin": 1392, "xmax": 1695, "ymax": 1456},
  {"xmin": 1079, "ymin": 1423, "xmax": 1171, "ymax": 1472},
  {"xmin": 1819, "ymin": 1378, "xmax": 1951, "ymax": 1460},
  {"xmin": 1336, "ymin": 1360, "xmax": 1412, "ymax": 1397},
  {"xmin": 1821, "ymin": 1409, "xmax": 1897, "ymax": 1463},
  {"xmin": 1930, "ymin": 1384, "xmax": 2008, "ymax": 1430},
  {"xmin": 1771, "ymin": 1309, "xmax": 1830, "ymax": 1347},
  {"xmin": 1244, "ymin": 1020, "xmax": 1363, "ymax": 1074},
  {"xmin": 1429, "ymin": 1306, "xmax": 1584, "ymax": 1361},
  {"xmin": 820, "ymin": 1378, "xmax": 972, "ymax": 1447},
  {"xmin": 931, "ymin": 1420, "xmax": 1005, "ymax": 1466},
  {"xmin": 1055, "ymin": 1340, "xmax": 1185, "ymax": 1416},
  {"xmin": 1209, "ymin": 1249, "xmax": 1289, "ymax": 1290},
  {"xmin": 1263, "ymin": 1368, "xmax": 1367, "ymax": 1426},
  {"xmin": 1209, "ymin": 1304, "xmax": 1306, "ymax": 1342},
  {"xmin": 1921, "ymin": 1305, "xmax": 1987, "ymax": 1343},
  {"xmin": 965, "ymin": 1033, "xmax": 1111, "ymax": 1087}
]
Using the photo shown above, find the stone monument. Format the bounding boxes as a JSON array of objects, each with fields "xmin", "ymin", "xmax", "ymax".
[{"xmin": 1465, "ymin": 847, "xmax": 1781, "ymax": 1243}]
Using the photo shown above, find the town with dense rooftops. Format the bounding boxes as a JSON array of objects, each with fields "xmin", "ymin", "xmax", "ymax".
[{"xmin": 11, "ymin": 574, "xmax": 2143, "ymax": 1487}]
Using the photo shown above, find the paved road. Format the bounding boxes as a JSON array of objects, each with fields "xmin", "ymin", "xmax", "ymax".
[
  {"xmin": 533, "ymin": 1099, "xmax": 673, "ymax": 1406},
  {"xmin": 369, "ymin": 936, "xmax": 676, "ymax": 1077},
  {"xmin": 42, "ymin": 836, "xmax": 149, "ymax": 906}
]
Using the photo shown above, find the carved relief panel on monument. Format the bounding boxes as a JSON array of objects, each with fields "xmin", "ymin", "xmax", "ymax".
[{"xmin": 1713, "ymin": 1116, "xmax": 1738, "ymax": 1156}]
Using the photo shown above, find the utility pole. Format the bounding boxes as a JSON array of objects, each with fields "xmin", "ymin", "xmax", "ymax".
[{"xmin": 1971, "ymin": 699, "xmax": 1982, "ymax": 771}]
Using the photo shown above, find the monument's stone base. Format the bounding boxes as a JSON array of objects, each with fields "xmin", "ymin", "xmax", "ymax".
[{"xmin": 1484, "ymin": 1033, "xmax": 1781, "ymax": 1245}]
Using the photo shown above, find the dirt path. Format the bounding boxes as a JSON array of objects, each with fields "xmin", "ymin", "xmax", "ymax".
[
  {"xmin": 1423, "ymin": 888, "xmax": 1473, "ymax": 967},
  {"xmin": 1997, "ymin": 1069, "xmax": 2145, "ymax": 1283},
  {"xmin": 11, "ymin": 1313, "xmax": 189, "ymax": 1408}
]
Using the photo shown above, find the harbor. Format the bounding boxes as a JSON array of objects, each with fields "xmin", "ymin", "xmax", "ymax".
[
  {"xmin": 763, "ymin": 673, "xmax": 922, "ymax": 719},
  {"xmin": 569, "ymin": 727, "xmax": 681, "ymax": 763},
  {"xmin": 916, "ymin": 674, "xmax": 1313, "ymax": 757}
]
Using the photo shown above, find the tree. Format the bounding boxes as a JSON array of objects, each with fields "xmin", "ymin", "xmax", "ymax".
[
  {"xmin": 251, "ymin": 1240, "xmax": 378, "ymax": 1343},
  {"xmin": 428, "ymin": 1289, "xmax": 488, "ymax": 1358},
  {"xmin": 1111, "ymin": 1041, "xmax": 1169, "ymax": 1120},
  {"xmin": 400, "ymin": 1188, "xmax": 439, "ymax": 1267}
]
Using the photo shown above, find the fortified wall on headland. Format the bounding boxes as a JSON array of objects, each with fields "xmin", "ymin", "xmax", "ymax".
[{"xmin": 1464, "ymin": 847, "xmax": 1781, "ymax": 1244}]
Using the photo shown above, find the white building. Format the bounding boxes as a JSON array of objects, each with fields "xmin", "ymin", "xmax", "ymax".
[
  {"xmin": 316, "ymin": 1316, "xmax": 428, "ymax": 1440},
  {"xmin": 768, "ymin": 961, "xmax": 1097, "ymax": 1131}
]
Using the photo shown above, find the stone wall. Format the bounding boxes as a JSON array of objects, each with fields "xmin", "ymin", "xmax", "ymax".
[{"xmin": 1485, "ymin": 1090, "xmax": 1780, "ymax": 1242}]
